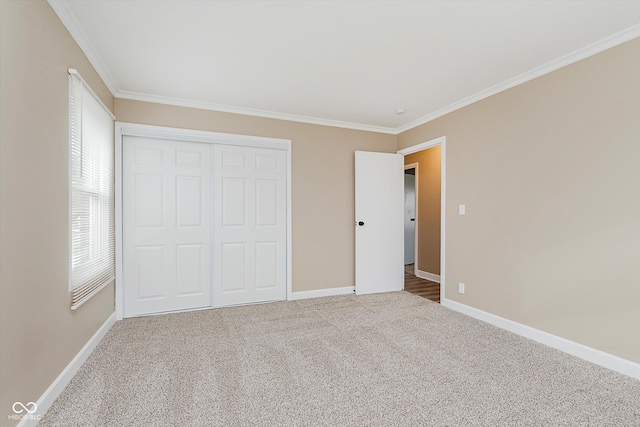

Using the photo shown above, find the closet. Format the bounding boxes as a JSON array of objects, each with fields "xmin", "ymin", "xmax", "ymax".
[{"xmin": 120, "ymin": 128, "xmax": 288, "ymax": 318}]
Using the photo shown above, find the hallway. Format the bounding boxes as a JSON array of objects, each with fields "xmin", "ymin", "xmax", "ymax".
[{"xmin": 404, "ymin": 264, "xmax": 440, "ymax": 303}]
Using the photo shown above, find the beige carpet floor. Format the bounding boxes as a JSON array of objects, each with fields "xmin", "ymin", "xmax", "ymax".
[{"xmin": 41, "ymin": 292, "xmax": 640, "ymax": 426}]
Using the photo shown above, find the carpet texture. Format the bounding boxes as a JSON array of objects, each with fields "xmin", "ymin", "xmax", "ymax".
[{"xmin": 41, "ymin": 292, "xmax": 640, "ymax": 426}]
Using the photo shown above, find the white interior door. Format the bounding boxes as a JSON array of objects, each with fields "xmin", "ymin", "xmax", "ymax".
[
  {"xmin": 213, "ymin": 144, "xmax": 287, "ymax": 307},
  {"xmin": 355, "ymin": 151, "xmax": 404, "ymax": 295},
  {"xmin": 404, "ymin": 173, "xmax": 416, "ymax": 265},
  {"xmin": 123, "ymin": 136, "xmax": 211, "ymax": 317}
]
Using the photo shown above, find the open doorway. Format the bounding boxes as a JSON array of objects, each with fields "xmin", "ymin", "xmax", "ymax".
[{"xmin": 399, "ymin": 139, "xmax": 443, "ymax": 303}]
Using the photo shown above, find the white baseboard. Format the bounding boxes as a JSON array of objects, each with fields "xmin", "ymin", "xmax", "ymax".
[
  {"xmin": 290, "ymin": 286, "xmax": 355, "ymax": 301},
  {"xmin": 17, "ymin": 312, "xmax": 116, "ymax": 427},
  {"xmin": 415, "ymin": 269, "xmax": 441, "ymax": 283},
  {"xmin": 441, "ymin": 298, "xmax": 640, "ymax": 380}
]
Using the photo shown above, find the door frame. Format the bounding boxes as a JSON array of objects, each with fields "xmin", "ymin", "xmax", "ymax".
[
  {"xmin": 403, "ymin": 163, "xmax": 419, "ymax": 274},
  {"xmin": 397, "ymin": 136, "xmax": 446, "ymax": 302},
  {"xmin": 114, "ymin": 122, "xmax": 292, "ymax": 320}
]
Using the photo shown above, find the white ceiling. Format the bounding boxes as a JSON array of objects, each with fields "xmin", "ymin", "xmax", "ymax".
[{"xmin": 50, "ymin": 1, "xmax": 640, "ymax": 134}]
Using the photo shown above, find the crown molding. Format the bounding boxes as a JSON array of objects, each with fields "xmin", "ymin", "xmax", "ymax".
[
  {"xmin": 120, "ymin": 20, "xmax": 640, "ymax": 137},
  {"xmin": 48, "ymin": 0, "xmax": 119, "ymax": 96},
  {"xmin": 48, "ymin": 0, "xmax": 640, "ymax": 136},
  {"xmin": 395, "ymin": 23, "xmax": 640, "ymax": 135},
  {"xmin": 116, "ymin": 91, "xmax": 398, "ymax": 134}
]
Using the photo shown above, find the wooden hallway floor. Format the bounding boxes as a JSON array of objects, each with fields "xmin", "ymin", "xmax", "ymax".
[{"xmin": 404, "ymin": 264, "xmax": 440, "ymax": 303}]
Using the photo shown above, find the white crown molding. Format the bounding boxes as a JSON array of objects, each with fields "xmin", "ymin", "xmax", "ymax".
[
  {"xmin": 395, "ymin": 23, "xmax": 640, "ymax": 135},
  {"xmin": 48, "ymin": 0, "xmax": 640, "ymax": 136},
  {"xmin": 116, "ymin": 91, "xmax": 398, "ymax": 135},
  {"xmin": 48, "ymin": 0, "xmax": 119, "ymax": 96},
  {"xmin": 116, "ymin": 18, "xmax": 640, "ymax": 136}
]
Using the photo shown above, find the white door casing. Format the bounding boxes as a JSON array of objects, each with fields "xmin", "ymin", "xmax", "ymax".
[
  {"xmin": 213, "ymin": 144, "xmax": 287, "ymax": 307},
  {"xmin": 355, "ymin": 151, "xmax": 404, "ymax": 295},
  {"xmin": 123, "ymin": 136, "xmax": 212, "ymax": 317},
  {"xmin": 397, "ymin": 136, "xmax": 446, "ymax": 303}
]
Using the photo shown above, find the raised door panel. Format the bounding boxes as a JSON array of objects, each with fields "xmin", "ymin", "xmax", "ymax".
[
  {"xmin": 255, "ymin": 153, "xmax": 278, "ymax": 170},
  {"xmin": 135, "ymin": 146, "xmax": 163, "ymax": 165},
  {"xmin": 176, "ymin": 244, "xmax": 203, "ymax": 296},
  {"xmin": 135, "ymin": 174, "xmax": 164, "ymax": 227},
  {"xmin": 176, "ymin": 176, "xmax": 202, "ymax": 228},
  {"xmin": 176, "ymin": 149, "xmax": 202, "ymax": 167},
  {"xmin": 255, "ymin": 179, "xmax": 278, "ymax": 227},
  {"xmin": 255, "ymin": 242, "xmax": 278, "ymax": 289},
  {"xmin": 221, "ymin": 150, "xmax": 246, "ymax": 168},
  {"xmin": 221, "ymin": 243, "xmax": 247, "ymax": 293},
  {"xmin": 221, "ymin": 178, "xmax": 247, "ymax": 227},
  {"xmin": 136, "ymin": 245, "xmax": 166, "ymax": 299}
]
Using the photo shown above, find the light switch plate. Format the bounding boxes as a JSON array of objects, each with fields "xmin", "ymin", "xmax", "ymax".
[
  {"xmin": 458, "ymin": 282, "xmax": 465, "ymax": 294},
  {"xmin": 459, "ymin": 204, "xmax": 466, "ymax": 215}
]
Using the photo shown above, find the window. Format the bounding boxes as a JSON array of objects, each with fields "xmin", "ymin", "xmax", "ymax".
[{"xmin": 69, "ymin": 69, "xmax": 115, "ymax": 309}]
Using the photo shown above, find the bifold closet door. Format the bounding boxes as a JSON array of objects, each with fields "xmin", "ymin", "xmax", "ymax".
[
  {"xmin": 123, "ymin": 136, "xmax": 212, "ymax": 317},
  {"xmin": 213, "ymin": 144, "xmax": 287, "ymax": 307}
]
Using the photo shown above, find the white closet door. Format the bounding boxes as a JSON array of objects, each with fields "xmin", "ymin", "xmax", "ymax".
[
  {"xmin": 213, "ymin": 144, "xmax": 287, "ymax": 307},
  {"xmin": 123, "ymin": 136, "xmax": 211, "ymax": 317}
]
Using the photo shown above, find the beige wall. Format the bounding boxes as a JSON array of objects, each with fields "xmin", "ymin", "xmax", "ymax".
[
  {"xmin": 398, "ymin": 38, "xmax": 640, "ymax": 363},
  {"xmin": 405, "ymin": 146, "xmax": 441, "ymax": 275},
  {"xmin": 116, "ymin": 99, "xmax": 396, "ymax": 295},
  {"xmin": 0, "ymin": 1, "xmax": 116, "ymax": 424}
]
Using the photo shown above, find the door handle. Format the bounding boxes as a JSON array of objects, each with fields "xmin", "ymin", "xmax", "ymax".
[
  {"xmin": 410, "ymin": 218, "xmax": 415, "ymax": 221},
  {"xmin": 357, "ymin": 221, "xmax": 365, "ymax": 226}
]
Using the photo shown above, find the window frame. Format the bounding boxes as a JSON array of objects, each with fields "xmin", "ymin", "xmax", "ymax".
[{"xmin": 68, "ymin": 68, "xmax": 115, "ymax": 309}]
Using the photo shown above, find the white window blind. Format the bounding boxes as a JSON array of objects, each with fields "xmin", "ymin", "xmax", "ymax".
[{"xmin": 69, "ymin": 69, "xmax": 115, "ymax": 310}]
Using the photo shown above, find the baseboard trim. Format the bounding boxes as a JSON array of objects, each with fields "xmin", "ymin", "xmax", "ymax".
[
  {"xmin": 415, "ymin": 269, "xmax": 441, "ymax": 283},
  {"xmin": 441, "ymin": 298, "xmax": 640, "ymax": 380},
  {"xmin": 17, "ymin": 312, "xmax": 116, "ymax": 426},
  {"xmin": 290, "ymin": 286, "xmax": 356, "ymax": 301}
]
